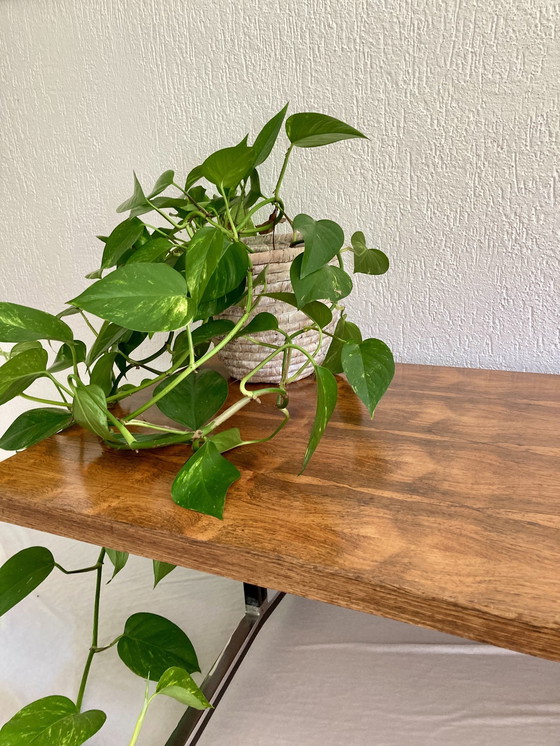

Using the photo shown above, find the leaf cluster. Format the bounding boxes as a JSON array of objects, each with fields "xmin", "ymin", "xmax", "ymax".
[{"xmin": 0, "ymin": 106, "xmax": 394, "ymax": 520}]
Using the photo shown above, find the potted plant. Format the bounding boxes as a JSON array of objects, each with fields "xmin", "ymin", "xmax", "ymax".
[
  {"xmin": 0, "ymin": 105, "xmax": 395, "ymax": 745},
  {"xmin": 0, "ymin": 105, "xmax": 394, "ymax": 520}
]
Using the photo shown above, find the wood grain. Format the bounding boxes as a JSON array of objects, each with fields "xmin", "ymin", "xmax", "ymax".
[{"xmin": 1, "ymin": 364, "xmax": 559, "ymax": 660}]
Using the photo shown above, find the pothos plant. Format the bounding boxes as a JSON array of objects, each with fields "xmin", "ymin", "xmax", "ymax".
[
  {"xmin": 0, "ymin": 105, "xmax": 393, "ymax": 520},
  {"xmin": 0, "ymin": 545, "xmax": 210, "ymax": 745},
  {"xmin": 0, "ymin": 107, "xmax": 394, "ymax": 743}
]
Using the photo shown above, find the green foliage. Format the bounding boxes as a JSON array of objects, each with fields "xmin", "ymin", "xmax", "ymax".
[
  {"xmin": 117, "ymin": 612, "xmax": 200, "ymax": 680},
  {"xmin": 0, "ymin": 696, "xmax": 106, "ymax": 746},
  {"xmin": 155, "ymin": 667, "xmax": 211, "ymax": 709},
  {"xmin": 341, "ymin": 339, "xmax": 395, "ymax": 417},
  {"xmin": 172, "ymin": 442, "xmax": 241, "ymax": 519},
  {"xmin": 0, "ymin": 408, "xmax": 73, "ymax": 451},
  {"xmin": 0, "ymin": 546, "xmax": 55, "ymax": 617},
  {"xmin": 0, "ymin": 105, "xmax": 393, "ymax": 521},
  {"xmin": 0, "ymin": 302, "xmax": 72, "ymax": 344},
  {"xmin": 153, "ymin": 560, "xmax": 176, "ymax": 588},
  {"xmin": 105, "ymin": 549, "xmax": 129, "ymax": 579}
]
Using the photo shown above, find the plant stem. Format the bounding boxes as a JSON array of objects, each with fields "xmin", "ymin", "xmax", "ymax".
[
  {"xmin": 20, "ymin": 393, "xmax": 71, "ymax": 408},
  {"xmin": 128, "ymin": 685, "xmax": 153, "ymax": 746},
  {"xmin": 55, "ymin": 562, "xmax": 102, "ymax": 575},
  {"xmin": 76, "ymin": 548, "xmax": 105, "ymax": 711},
  {"xmin": 274, "ymin": 145, "xmax": 293, "ymax": 200},
  {"xmin": 220, "ymin": 188, "xmax": 239, "ymax": 240}
]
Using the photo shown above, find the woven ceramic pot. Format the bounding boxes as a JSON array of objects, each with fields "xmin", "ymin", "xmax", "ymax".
[{"xmin": 217, "ymin": 232, "xmax": 333, "ymax": 383}]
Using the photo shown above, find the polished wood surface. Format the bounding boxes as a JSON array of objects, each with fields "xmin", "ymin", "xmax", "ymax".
[{"xmin": 1, "ymin": 364, "xmax": 559, "ymax": 660}]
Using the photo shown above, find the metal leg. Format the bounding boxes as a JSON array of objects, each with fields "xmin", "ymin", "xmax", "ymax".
[{"xmin": 165, "ymin": 584, "xmax": 285, "ymax": 746}]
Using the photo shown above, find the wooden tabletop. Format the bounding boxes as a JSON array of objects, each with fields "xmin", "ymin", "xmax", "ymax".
[{"xmin": 0, "ymin": 364, "xmax": 559, "ymax": 661}]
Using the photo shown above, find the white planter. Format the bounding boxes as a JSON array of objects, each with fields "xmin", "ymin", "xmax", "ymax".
[{"xmin": 217, "ymin": 232, "xmax": 333, "ymax": 383}]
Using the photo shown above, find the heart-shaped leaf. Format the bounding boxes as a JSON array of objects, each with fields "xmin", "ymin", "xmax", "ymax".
[
  {"xmin": 290, "ymin": 254, "xmax": 352, "ymax": 308},
  {"xmin": 105, "ymin": 549, "xmax": 129, "ymax": 580},
  {"xmin": 341, "ymin": 339, "xmax": 394, "ymax": 417},
  {"xmin": 0, "ymin": 696, "xmax": 106, "ymax": 746},
  {"xmin": 0, "ymin": 303, "xmax": 72, "ymax": 344},
  {"xmin": 153, "ymin": 561, "xmax": 176, "ymax": 588},
  {"xmin": 208, "ymin": 427, "xmax": 244, "ymax": 453},
  {"xmin": 286, "ymin": 113, "xmax": 367, "ymax": 148},
  {"xmin": 185, "ymin": 165, "xmax": 203, "ymax": 190},
  {"xmin": 148, "ymin": 169, "xmax": 175, "ymax": 198},
  {"xmin": 118, "ymin": 612, "xmax": 200, "ymax": 680},
  {"xmin": 186, "ymin": 227, "xmax": 229, "ymax": 306},
  {"xmin": 252, "ymin": 104, "xmax": 288, "ymax": 166},
  {"xmin": 101, "ymin": 217, "xmax": 145, "ymax": 269},
  {"xmin": 0, "ymin": 347, "xmax": 48, "ymax": 405},
  {"xmin": 0, "ymin": 547, "xmax": 55, "ymax": 617},
  {"xmin": 124, "ymin": 237, "xmax": 172, "ymax": 264},
  {"xmin": 156, "ymin": 667, "xmax": 211, "ymax": 709},
  {"xmin": 49, "ymin": 341, "xmax": 87, "ymax": 373},
  {"xmin": 200, "ymin": 241, "xmax": 249, "ymax": 302},
  {"xmin": 172, "ymin": 441, "xmax": 240, "ymax": 519},
  {"xmin": 86, "ymin": 322, "xmax": 129, "ymax": 366},
  {"xmin": 354, "ymin": 248, "xmax": 390, "ymax": 275},
  {"xmin": 89, "ymin": 351, "xmax": 117, "ymax": 396},
  {"xmin": 155, "ymin": 369, "xmax": 228, "ymax": 429},
  {"xmin": 70, "ymin": 264, "xmax": 190, "ymax": 332},
  {"xmin": 116, "ymin": 172, "xmax": 149, "ymax": 214},
  {"xmin": 234, "ymin": 312, "xmax": 278, "ymax": 338},
  {"xmin": 201, "ymin": 141, "xmax": 255, "ymax": 190},
  {"xmin": 322, "ymin": 316, "xmax": 362, "ymax": 374},
  {"xmin": 264, "ymin": 292, "xmax": 332, "ymax": 328},
  {"xmin": 191, "ymin": 319, "xmax": 235, "ymax": 345},
  {"xmin": 72, "ymin": 383, "xmax": 110, "ymax": 439},
  {"xmin": 301, "ymin": 366, "xmax": 338, "ymax": 472},
  {"xmin": 0, "ymin": 409, "xmax": 73, "ymax": 452},
  {"xmin": 9, "ymin": 341, "xmax": 43, "ymax": 358},
  {"xmin": 293, "ymin": 214, "xmax": 344, "ymax": 277}
]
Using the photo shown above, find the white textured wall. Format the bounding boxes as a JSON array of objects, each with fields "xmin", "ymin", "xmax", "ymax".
[{"xmin": 1, "ymin": 0, "xmax": 559, "ymax": 381}]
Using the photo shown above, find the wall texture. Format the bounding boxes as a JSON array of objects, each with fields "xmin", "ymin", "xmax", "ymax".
[{"xmin": 1, "ymin": 0, "xmax": 559, "ymax": 377}]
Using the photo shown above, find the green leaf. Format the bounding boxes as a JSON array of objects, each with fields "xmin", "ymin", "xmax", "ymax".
[
  {"xmin": 354, "ymin": 249, "xmax": 390, "ymax": 275},
  {"xmin": 0, "ymin": 695, "xmax": 106, "ymax": 745},
  {"xmin": 322, "ymin": 316, "xmax": 362, "ymax": 374},
  {"xmin": 105, "ymin": 548, "xmax": 129, "ymax": 579},
  {"xmin": 234, "ymin": 312, "xmax": 278, "ymax": 338},
  {"xmin": 341, "ymin": 339, "xmax": 395, "ymax": 417},
  {"xmin": 124, "ymin": 237, "xmax": 172, "ymax": 264},
  {"xmin": 201, "ymin": 140, "xmax": 255, "ymax": 190},
  {"xmin": 9, "ymin": 341, "xmax": 43, "ymax": 358},
  {"xmin": 118, "ymin": 612, "xmax": 200, "ymax": 681},
  {"xmin": 264, "ymin": 292, "xmax": 332, "ymax": 328},
  {"xmin": 72, "ymin": 383, "xmax": 110, "ymax": 439},
  {"xmin": 148, "ymin": 169, "xmax": 175, "ymax": 198},
  {"xmin": 286, "ymin": 112, "xmax": 367, "ymax": 148},
  {"xmin": 186, "ymin": 227, "xmax": 229, "ymax": 306},
  {"xmin": 153, "ymin": 560, "xmax": 176, "ymax": 588},
  {"xmin": 200, "ymin": 241, "xmax": 249, "ymax": 302},
  {"xmin": 244, "ymin": 169, "xmax": 263, "ymax": 209},
  {"xmin": 0, "ymin": 347, "xmax": 48, "ymax": 405},
  {"xmin": 252, "ymin": 104, "xmax": 288, "ymax": 166},
  {"xmin": 301, "ymin": 366, "xmax": 338, "ymax": 472},
  {"xmin": 172, "ymin": 441, "xmax": 240, "ymax": 519},
  {"xmin": 0, "ymin": 408, "xmax": 73, "ymax": 451},
  {"xmin": 290, "ymin": 254, "xmax": 352, "ymax": 307},
  {"xmin": 185, "ymin": 165, "xmax": 203, "ymax": 190},
  {"xmin": 191, "ymin": 319, "xmax": 235, "ymax": 345},
  {"xmin": 0, "ymin": 547, "xmax": 55, "ymax": 617},
  {"xmin": 208, "ymin": 427, "xmax": 243, "ymax": 453},
  {"xmin": 86, "ymin": 321, "xmax": 129, "ymax": 366},
  {"xmin": 0, "ymin": 303, "xmax": 72, "ymax": 344},
  {"xmin": 116, "ymin": 172, "xmax": 149, "ymax": 214},
  {"xmin": 49, "ymin": 341, "xmax": 87, "ymax": 373},
  {"xmin": 156, "ymin": 667, "xmax": 211, "ymax": 709},
  {"xmin": 89, "ymin": 352, "xmax": 117, "ymax": 396},
  {"xmin": 70, "ymin": 264, "xmax": 190, "ymax": 333},
  {"xmin": 101, "ymin": 217, "xmax": 145, "ymax": 269},
  {"xmin": 293, "ymin": 214, "xmax": 344, "ymax": 277},
  {"xmin": 194, "ymin": 280, "xmax": 246, "ymax": 322},
  {"xmin": 155, "ymin": 369, "xmax": 228, "ymax": 429}
]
